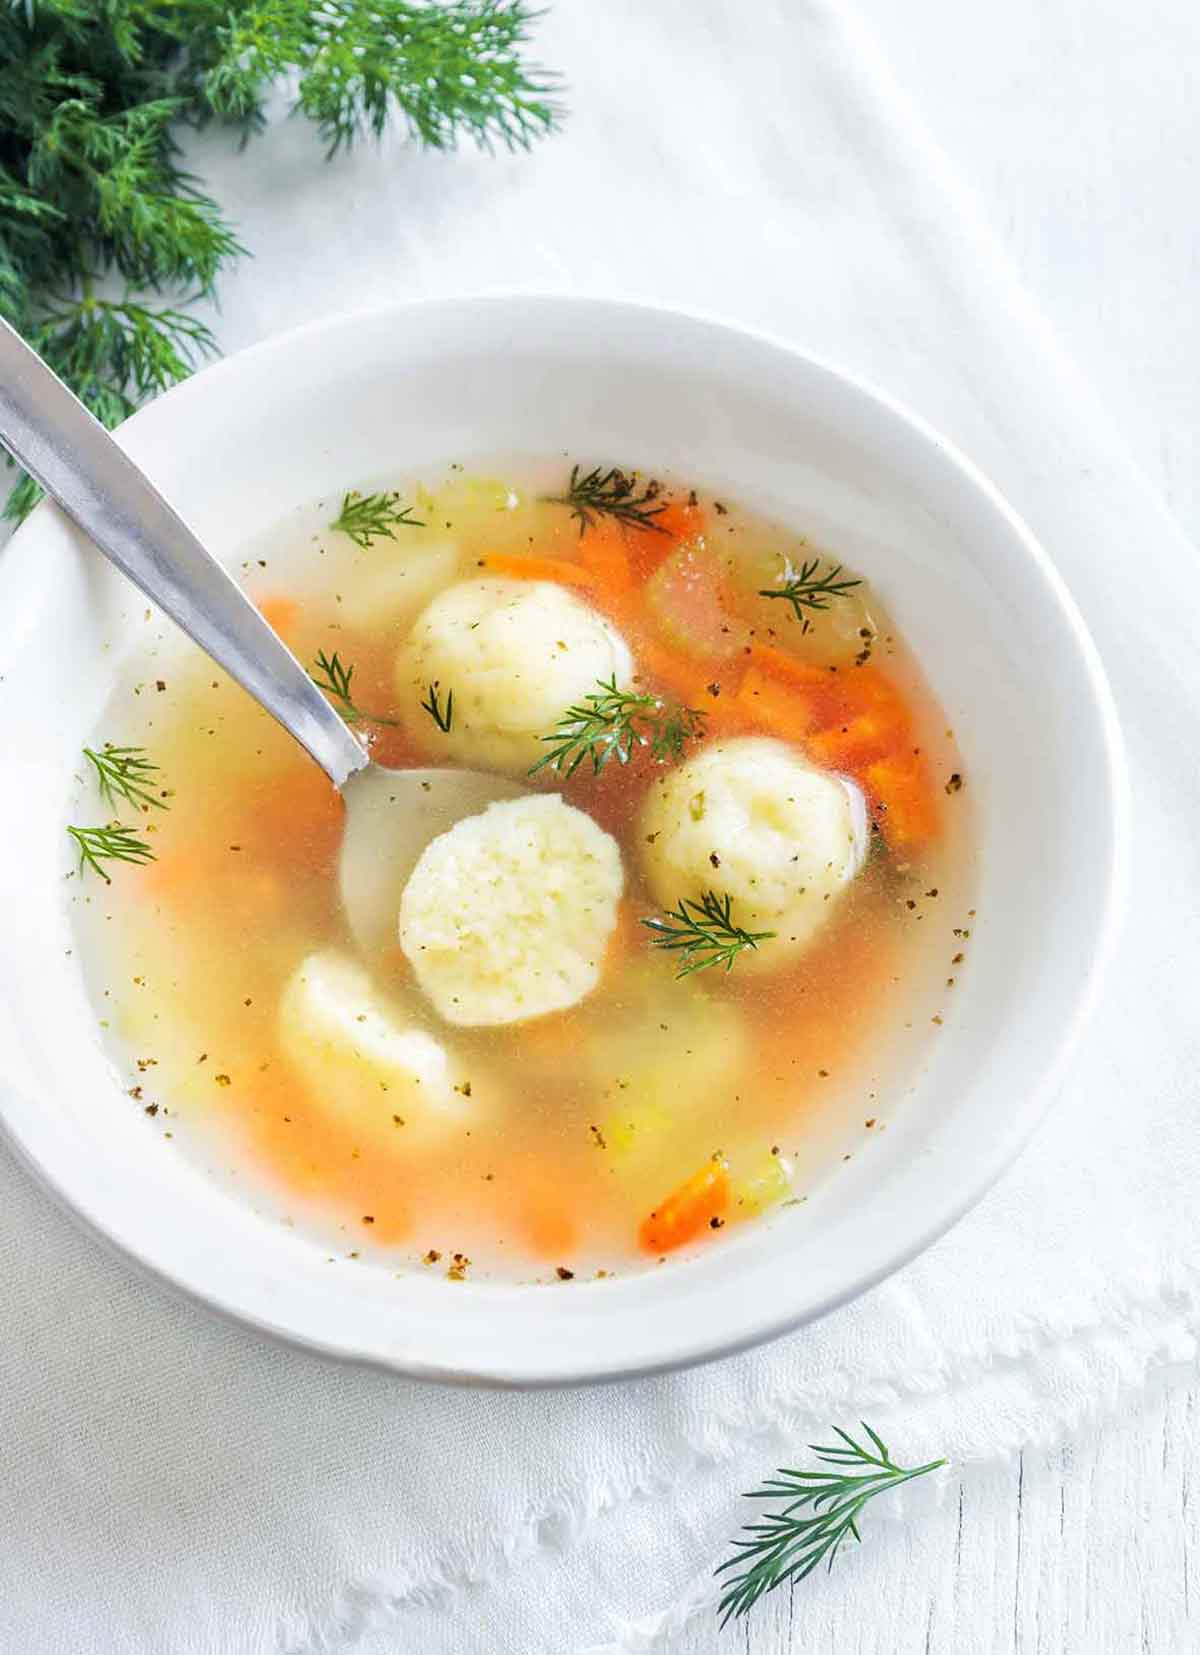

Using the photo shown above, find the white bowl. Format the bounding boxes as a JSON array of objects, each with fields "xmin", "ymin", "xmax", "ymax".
[{"xmin": 0, "ymin": 297, "xmax": 1126, "ymax": 1385}]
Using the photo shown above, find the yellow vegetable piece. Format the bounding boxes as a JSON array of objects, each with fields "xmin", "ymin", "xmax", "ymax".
[{"xmin": 729, "ymin": 1149, "xmax": 794, "ymax": 1217}]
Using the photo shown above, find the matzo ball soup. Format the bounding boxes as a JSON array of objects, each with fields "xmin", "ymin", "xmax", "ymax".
[{"xmin": 68, "ymin": 462, "xmax": 973, "ymax": 1283}]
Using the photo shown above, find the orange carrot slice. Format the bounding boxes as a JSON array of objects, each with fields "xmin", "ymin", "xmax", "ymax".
[
  {"xmin": 652, "ymin": 499, "xmax": 706, "ymax": 543},
  {"xmin": 233, "ymin": 759, "xmax": 345, "ymax": 871},
  {"xmin": 576, "ymin": 519, "xmax": 633, "ymax": 594},
  {"xmin": 805, "ymin": 705, "xmax": 908, "ymax": 769},
  {"xmin": 626, "ymin": 497, "xmax": 706, "ymax": 582},
  {"xmin": 862, "ymin": 753, "xmax": 940, "ymax": 849},
  {"xmin": 639, "ymin": 1155, "xmax": 730, "ymax": 1253},
  {"xmin": 745, "ymin": 640, "xmax": 833, "ymax": 692},
  {"xmin": 479, "ymin": 552, "xmax": 598, "ymax": 592},
  {"xmin": 734, "ymin": 665, "xmax": 824, "ymax": 743},
  {"xmin": 635, "ymin": 637, "xmax": 736, "ymax": 710},
  {"xmin": 514, "ymin": 1168, "xmax": 579, "ymax": 1259},
  {"xmin": 256, "ymin": 595, "xmax": 299, "ymax": 643}
]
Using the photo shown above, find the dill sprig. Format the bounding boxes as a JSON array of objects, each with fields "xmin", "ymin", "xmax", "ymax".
[
  {"xmin": 67, "ymin": 823, "xmax": 156, "ymax": 884},
  {"xmin": 330, "ymin": 490, "xmax": 425, "ymax": 548},
  {"xmin": 531, "ymin": 676, "xmax": 706, "ymax": 778},
  {"xmin": 716, "ymin": 1424, "xmax": 947, "ymax": 1625},
  {"xmin": 641, "ymin": 890, "xmax": 775, "ymax": 977},
  {"xmin": 543, "ymin": 464, "xmax": 669, "ymax": 536},
  {"xmin": 310, "ymin": 647, "xmax": 399, "ymax": 726},
  {"xmin": 759, "ymin": 556, "xmax": 862, "ymax": 621},
  {"xmin": 0, "ymin": 2, "xmax": 562, "ymax": 518},
  {"xmin": 420, "ymin": 681, "xmax": 454, "ymax": 733},
  {"xmin": 83, "ymin": 745, "xmax": 169, "ymax": 814}
]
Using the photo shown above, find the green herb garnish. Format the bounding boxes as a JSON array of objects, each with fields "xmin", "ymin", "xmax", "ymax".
[
  {"xmin": 531, "ymin": 676, "xmax": 706, "ymax": 778},
  {"xmin": 717, "ymin": 1424, "xmax": 946, "ymax": 1625},
  {"xmin": 1, "ymin": 3, "xmax": 562, "ymax": 519},
  {"xmin": 543, "ymin": 464, "xmax": 669, "ymax": 536},
  {"xmin": 641, "ymin": 890, "xmax": 775, "ymax": 977},
  {"xmin": 759, "ymin": 556, "xmax": 862, "ymax": 621},
  {"xmin": 420, "ymin": 681, "xmax": 455, "ymax": 733},
  {"xmin": 330, "ymin": 491, "xmax": 425, "ymax": 548},
  {"xmin": 83, "ymin": 745, "xmax": 168, "ymax": 814},
  {"xmin": 67, "ymin": 824, "xmax": 156, "ymax": 884},
  {"xmin": 310, "ymin": 648, "xmax": 399, "ymax": 726}
]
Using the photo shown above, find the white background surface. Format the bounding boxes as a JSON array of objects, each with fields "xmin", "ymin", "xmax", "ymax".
[{"xmin": 4, "ymin": 2, "xmax": 1199, "ymax": 1650}]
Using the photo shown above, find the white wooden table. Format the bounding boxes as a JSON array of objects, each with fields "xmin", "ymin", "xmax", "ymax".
[{"xmin": 691, "ymin": 1386, "xmax": 1196, "ymax": 1652}]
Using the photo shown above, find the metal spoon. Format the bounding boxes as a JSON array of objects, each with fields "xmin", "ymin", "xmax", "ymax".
[{"xmin": 0, "ymin": 318, "xmax": 525, "ymax": 954}]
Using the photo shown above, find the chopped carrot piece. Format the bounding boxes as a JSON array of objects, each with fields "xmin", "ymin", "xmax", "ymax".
[
  {"xmin": 838, "ymin": 664, "xmax": 907, "ymax": 716},
  {"xmin": 626, "ymin": 498, "xmax": 706, "ymax": 582},
  {"xmin": 805, "ymin": 706, "xmax": 908, "ymax": 769},
  {"xmin": 862, "ymin": 753, "xmax": 940, "ymax": 849},
  {"xmin": 653, "ymin": 499, "xmax": 706, "ymax": 542},
  {"xmin": 235, "ymin": 1077, "xmax": 410, "ymax": 1245},
  {"xmin": 256, "ymin": 595, "xmax": 299, "ymax": 643},
  {"xmin": 746, "ymin": 641, "xmax": 834, "ymax": 692},
  {"xmin": 145, "ymin": 844, "xmax": 292, "ymax": 925},
  {"xmin": 639, "ymin": 1155, "xmax": 730, "ymax": 1253},
  {"xmin": 735, "ymin": 664, "xmax": 824, "ymax": 743},
  {"xmin": 479, "ymin": 552, "xmax": 598, "ymax": 593},
  {"xmin": 576, "ymin": 519, "xmax": 633, "ymax": 596},
  {"xmin": 150, "ymin": 774, "xmax": 332, "ymax": 917},
  {"xmin": 517, "ymin": 1177, "xmax": 579, "ymax": 1259},
  {"xmin": 202, "ymin": 757, "xmax": 344, "ymax": 877},
  {"xmin": 635, "ymin": 637, "xmax": 744, "ymax": 726}
]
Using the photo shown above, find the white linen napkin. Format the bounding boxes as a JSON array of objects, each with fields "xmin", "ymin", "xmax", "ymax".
[{"xmin": 2, "ymin": 3, "xmax": 1198, "ymax": 1651}]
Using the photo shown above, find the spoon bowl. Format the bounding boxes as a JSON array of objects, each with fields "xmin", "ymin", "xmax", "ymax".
[{"xmin": 339, "ymin": 765, "xmax": 529, "ymax": 955}]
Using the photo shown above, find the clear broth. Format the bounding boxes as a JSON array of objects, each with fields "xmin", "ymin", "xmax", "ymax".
[{"xmin": 69, "ymin": 462, "xmax": 973, "ymax": 1282}]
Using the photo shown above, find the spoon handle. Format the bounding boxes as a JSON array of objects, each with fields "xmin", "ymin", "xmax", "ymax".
[{"xmin": 0, "ymin": 319, "xmax": 368, "ymax": 790}]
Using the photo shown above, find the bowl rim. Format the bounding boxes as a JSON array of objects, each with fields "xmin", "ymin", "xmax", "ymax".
[{"xmin": 0, "ymin": 292, "xmax": 1130, "ymax": 1386}]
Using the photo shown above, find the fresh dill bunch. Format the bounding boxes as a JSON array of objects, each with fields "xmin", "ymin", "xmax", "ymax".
[
  {"xmin": 310, "ymin": 647, "xmax": 399, "ymax": 726},
  {"xmin": 419, "ymin": 681, "xmax": 454, "ymax": 733},
  {"xmin": 531, "ymin": 676, "xmax": 707, "ymax": 778},
  {"xmin": 83, "ymin": 744, "xmax": 169, "ymax": 814},
  {"xmin": 759, "ymin": 555, "xmax": 862, "ymax": 621},
  {"xmin": 67, "ymin": 823, "xmax": 157, "ymax": 883},
  {"xmin": 716, "ymin": 1424, "xmax": 947, "ymax": 1625},
  {"xmin": 544, "ymin": 464, "xmax": 669, "ymax": 536},
  {"xmin": 0, "ymin": 2, "xmax": 562, "ymax": 518},
  {"xmin": 641, "ymin": 890, "xmax": 776, "ymax": 977},
  {"xmin": 331, "ymin": 490, "xmax": 425, "ymax": 548}
]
